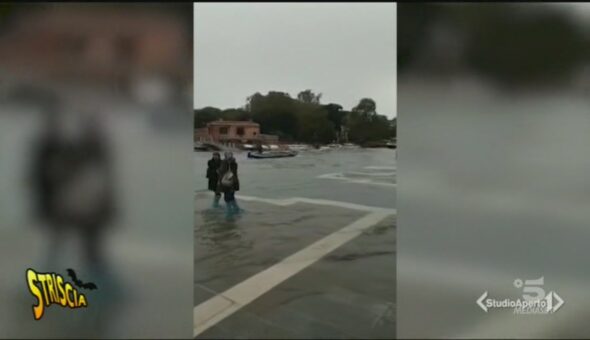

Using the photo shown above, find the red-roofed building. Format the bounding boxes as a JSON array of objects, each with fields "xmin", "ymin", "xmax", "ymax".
[
  {"xmin": 207, "ymin": 120, "xmax": 260, "ymax": 142},
  {"xmin": 195, "ymin": 119, "xmax": 279, "ymax": 145}
]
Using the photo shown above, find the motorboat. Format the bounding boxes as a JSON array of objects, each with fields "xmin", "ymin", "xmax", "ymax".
[
  {"xmin": 327, "ymin": 143, "xmax": 342, "ymax": 149},
  {"xmin": 342, "ymin": 143, "xmax": 360, "ymax": 149},
  {"xmin": 194, "ymin": 142, "xmax": 208, "ymax": 151},
  {"xmin": 247, "ymin": 150, "xmax": 298, "ymax": 159},
  {"xmin": 287, "ymin": 144, "xmax": 310, "ymax": 152}
]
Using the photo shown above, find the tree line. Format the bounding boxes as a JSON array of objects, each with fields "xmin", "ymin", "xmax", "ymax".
[
  {"xmin": 194, "ymin": 90, "xmax": 396, "ymax": 145},
  {"xmin": 399, "ymin": 3, "xmax": 590, "ymax": 88}
]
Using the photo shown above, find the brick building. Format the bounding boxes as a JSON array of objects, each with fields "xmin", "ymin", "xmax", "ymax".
[
  {"xmin": 0, "ymin": 4, "xmax": 191, "ymax": 86},
  {"xmin": 195, "ymin": 119, "xmax": 279, "ymax": 145}
]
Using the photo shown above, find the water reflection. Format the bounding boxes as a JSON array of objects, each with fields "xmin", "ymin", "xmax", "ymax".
[{"xmin": 198, "ymin": 206, "xmax": 253, "ymax": 262}]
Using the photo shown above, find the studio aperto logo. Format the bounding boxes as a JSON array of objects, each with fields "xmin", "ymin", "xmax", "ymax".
[{"xmin": 476, "ymin": 277, "xmax": 564, "ymax": 315}]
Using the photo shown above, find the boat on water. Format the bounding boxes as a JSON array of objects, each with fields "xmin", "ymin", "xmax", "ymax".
[
  {"xmin": 326, "ymin": 143, "xmax": 342, "ymax": 149},
  {"xmin": 287, "ymin": 144, "xmax": 309, "ymax": 151},
  {"xmin": 243, "ymin": 143, "xmax": 282, "ymax": 151},
  {"xmin": 194, "ymin": 142, "xmax": 209, "ymax": 151},
  {"xmin": 311, "ymin": 145, "xmax": 330, "ymax": 151},
  {"xmin": 242, "ymin": 143, "xmax": 256, "ymax": 151},
  {"xmin": 362, "ymin": 140, "xmax": 397, "ymax": 149},
  {"xmin": 342, "ymin": 143, "xmax": 359, "ymax": 148},
  {"xmin": 247, "ymin": 150, "xmax": 298, "ymax": 159}
]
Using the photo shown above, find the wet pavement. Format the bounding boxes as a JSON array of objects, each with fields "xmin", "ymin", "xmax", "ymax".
[{"xmin": 194, "ymin": 149, "xmax": 396, "ymax": 339}]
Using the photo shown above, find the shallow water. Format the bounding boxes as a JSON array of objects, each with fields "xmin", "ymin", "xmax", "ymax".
[
  {"xmin": 193, "ymin": 148, "xmax": 397, "ymax": 208},
  {"xmin": 398, "ymin": 80, "xmax": 590, "ymax": 338},
  {"xmin": 194, "ymin": 148, "xmax": 396, "ymax": 338}
]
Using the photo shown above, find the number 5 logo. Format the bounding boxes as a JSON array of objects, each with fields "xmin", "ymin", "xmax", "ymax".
[{"xmin": 514, "ymin": 277, "xmax": 546, "ymax": 301}]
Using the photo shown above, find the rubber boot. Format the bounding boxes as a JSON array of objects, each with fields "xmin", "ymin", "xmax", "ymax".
[
  {"xmin": 225, "ymin": 201, "xmax": 234, "ymax": 219},
  {"xmin": 212, "ymin": 194, "xmax": 221, "ymax": 208},
  {"xmin": 231, "ymin": 200, "xmax": 242, "ymax": 214}
]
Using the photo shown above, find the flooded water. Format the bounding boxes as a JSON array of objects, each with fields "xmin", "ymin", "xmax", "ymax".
[
  {"xmin": 193, "ymin": 148, "xmax": 396, "ymax": 207},
  {"xmin": 194, "ymin": 148, "xmax": 397, "ymax": 339},
  {"xmin": 398, "ymin": 80, "xmax": 590, "ymax": 338}
]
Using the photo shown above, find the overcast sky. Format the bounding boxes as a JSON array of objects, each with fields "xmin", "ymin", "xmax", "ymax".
[{"xmin": 194, "ymin": 3, "xmax": 396, "ymax": 118}]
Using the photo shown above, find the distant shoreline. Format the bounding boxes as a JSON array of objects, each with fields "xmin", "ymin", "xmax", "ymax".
[{"xmin": 194, "ymin": 141, "xmax": 395, "ymax": 152}]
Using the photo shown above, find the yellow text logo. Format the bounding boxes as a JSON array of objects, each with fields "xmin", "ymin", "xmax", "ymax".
[{"xmin": 26, "ymin": 268, "xmax": 88, "ymax": 320}]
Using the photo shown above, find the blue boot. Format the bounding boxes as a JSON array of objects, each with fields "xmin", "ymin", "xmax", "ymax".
[
  {"xmin": 231, "ymin": 200, "xmax": 242, "ymax": 214},
  {"xmin": 225, "ymin": 202, "xmax": 235, "ymax": 219},
  {"xmin": 212, "ymin": 194, "xmax": 221, "ymax": 208}
]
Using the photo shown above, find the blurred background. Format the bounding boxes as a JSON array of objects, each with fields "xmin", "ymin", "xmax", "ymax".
[
  {"xmin": 0, "ymin": 3, "xmax": 193, "ymax": 338},
  {"xmin": 398, "ymin": 3, "xmax": 590, "ymax": 338}
]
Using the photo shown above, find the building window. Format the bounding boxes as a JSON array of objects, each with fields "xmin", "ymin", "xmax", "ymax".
[
  {"xmin": 253, "ymin": 131, "xmax": 257, "ymax": 136},
  {"xmin": 220, "ymin": 127, "xmax": 229, "ymax": 135},
  {"xmin": 237, "ymin": 127, "xmax": 244, "ymax": 136}
]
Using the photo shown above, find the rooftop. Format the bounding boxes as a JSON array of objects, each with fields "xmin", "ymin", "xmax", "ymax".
[{"xmin": 207, "ymin": 119, "xmax": 259, "ymax": 127}]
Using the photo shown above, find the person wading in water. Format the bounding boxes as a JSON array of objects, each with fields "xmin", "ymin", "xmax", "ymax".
[
  {"xmin": 30, "ymin": 110, "xmax": 116, "ymax": 278},
  {"xmin": 217, "ymin": 151, "xmax": 241, "ymax": 217},
  {"xmin": 206, "ymin": 152, "xmax": 222, "ymax": 207}
]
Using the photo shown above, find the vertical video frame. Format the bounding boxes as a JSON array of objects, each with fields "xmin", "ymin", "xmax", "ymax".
[{"xmin": 194, "ymin": 3, "xmax": 397, "ymax": 339}]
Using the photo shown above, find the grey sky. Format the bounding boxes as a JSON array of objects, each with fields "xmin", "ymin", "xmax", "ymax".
[{"xmin": 194, "ymin": 3, "xmax": 396, "ymax": 118}]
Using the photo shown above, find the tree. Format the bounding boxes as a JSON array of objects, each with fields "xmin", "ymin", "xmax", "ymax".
[
  {"xmin": 195, "ymin": 92, "xmax": 391, "ymax": 145},
  {"xmin": 463, "ymin": 5, "xmax": 590, "ymax": 87},
  {"xmin": 297, "ymin": 107, "xmax": 335, "ymax": 144},
  {"xmin": 398, "ymin": 3, "xmax": 441, "ymax": 75},
  {"xmin": 322, "ymin": 103, "xmax": 344, "ymax": 129},
  {"xmin": 297, "ymin": 89, "xmax": 322, "ymax": 104},
  {"xmin": 399, "ymin": 3, "xmax": 590, "ymax": 87},
  {"xmin": 194, "ymin": 106, "xmax": 221, "ymax": 128},
  {"xmin": 221, "ymin": 108, "xmax": 250, "ymax": 121},
  {"xmin": 390, "ymin": 117, "xmax": 397, "ymax": 138},
  {"xmin": 352, "ymin": 98, "xmax": 377, "ymax": 117},
  {"xmin": 245, "ymin": 92, "xmax": 264, "ymax": 112},
  {"xmin": 347, "ymin": 98, "xmax": 393, "ymax": 144},
  {"xmin": 322, "ymin": 103, "xmax": 347, "ymax": 142},
  {"xmin": 247, "ymin": 91, "xmax": 298, "ymax": 140}
]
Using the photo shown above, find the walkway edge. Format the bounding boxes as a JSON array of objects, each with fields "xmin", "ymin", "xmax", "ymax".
[{"xmin": 194, "ymin": 199, "xmax": 395, "ymax": 337}]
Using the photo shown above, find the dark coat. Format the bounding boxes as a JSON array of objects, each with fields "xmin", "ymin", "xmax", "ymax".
[
  {"xmin": 206, "ymin": 158, "xmax": 221, "ymax": 191},
  {"xmin": 30, "ymin": 131, "xmax": 115, "ymax": 229},
  {"xmin": 31, "ymin": 134, "xmax": 69, "ymax": 224},
  {"xmin": 218, "ymin": 159, "xmax": 239, "ymax": 192}
]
